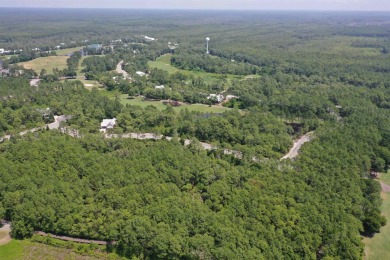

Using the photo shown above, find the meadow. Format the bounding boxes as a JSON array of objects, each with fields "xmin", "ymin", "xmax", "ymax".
[
  {"xmin": 120, "ymin": 94, "xmax": 231, "ymax": 113},
  {"xmin": 19, "ymin": 56, "xmax": 68, "ymax": 74},
  {"xmin": 0, "ymin": 239, "xmax": 116, "ymax": 260},
  {"xmin": 364, "ymin": 173, "xmax": 390, "ymax": 260},
  {"xmin": 149, "ymin": 54, "xmax": 247, "ymax": 84}
]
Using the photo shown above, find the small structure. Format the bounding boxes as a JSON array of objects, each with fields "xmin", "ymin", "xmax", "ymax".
[
  {"xmin": 100, "ymin": 118, "xmax": 116, "ymax": 132},
  {"xmin": 207, "ymin": 94, "xmax": 224, "ymax": 103},
  {"xmin": 144, "ymin": 36, "xmax": 156, "ymax": 41},
  {"xmin": 155, "ymin": 85, "xmax": 165, "ymax": 90},
  {"xmin": 55, "ymin": 45, "xmax": 61, "ymax": 50},
  {"xmin": 225, "ymin": 95, "xmax": 239, "ymax": 100},
  {"xmin": 87, "ymin": 44, "xmax": 103, "ymax": 50},
  {"xmin": 136, "ymin": 71, "xmax": 146, "ymax": 76},
  {"xmin": 0, "ymin": 49, "xmax": 4, "ymax": 54}
]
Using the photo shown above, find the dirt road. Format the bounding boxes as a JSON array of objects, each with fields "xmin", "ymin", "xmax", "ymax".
[
  {"xmin": 281, "ymin": 132, "xmax": 313, "ymax": 160},
  {"xmin": 116, "ymin": 61, "xmax": 130, "ymax": 79},
  {"xmin": 0, "ymin": 221, "xmax": 11, "ymax": 246},
  {"xmin": 380, "ymin": 182, "xmax": 390, "ymax": 192}
]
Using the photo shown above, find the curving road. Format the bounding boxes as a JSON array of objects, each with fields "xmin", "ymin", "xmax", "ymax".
[
  {"xmin": 116, "ymin": 61, "xmax": 131, "ymax": 79},
  {"xmin": 281, "ymin": 132, "xmax": 313, "ymax": 160}
]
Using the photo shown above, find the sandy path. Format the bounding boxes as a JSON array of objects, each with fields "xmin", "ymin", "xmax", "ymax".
[
  {"xmin": 281, "ymin": 132, "xmax": 313, "ymax": 160},
  {"xmin": 380, "ymin": 182, "xmax": 390, "ymax": 192},
  {"xmin": 0, "ymin": 221, "xmax": 11, "ymax": 246},
  {"xmin": 29, "ymin": 78, "xmax": 41, "ymax": 87},
  {"xmin": 116, "ymin": 61, "xmax": 131, "ymax": 79}
]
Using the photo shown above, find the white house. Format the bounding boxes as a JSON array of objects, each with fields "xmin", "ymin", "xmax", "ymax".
[
  {"xmin": 100, "ymin": 118, "xmax": 116, "ymax": 132},
  {"xmin": 226, "ymin": 95, "xmax": 239, "ymax": 100},
  {"xmin": 144, "ymin": 36, "xmax": 156, "ymax": 41},
  {"xmin": 0, "ymin": 49, "xmax": 4, "ymax": 54},
  {"xmin": 155, "ymin": 85, "xmax": 165, "ymax": 90},
  {"xmin": 136, "ymin": 71, "xmax": 146, "ymax": 76},
  {"xmin": 207, "ymin": 94, "xmax": 224, "ymax": 103}
]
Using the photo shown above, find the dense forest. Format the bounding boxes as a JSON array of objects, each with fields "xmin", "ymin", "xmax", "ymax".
[{"xmin": 1, "ymin": 8, "xmax": 390, "ymax": 259}]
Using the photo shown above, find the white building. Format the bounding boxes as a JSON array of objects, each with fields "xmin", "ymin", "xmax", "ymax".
[
  {"xmin": 225, "ymin": 95, "xmax": 239, "ymax": 100},
  {"xmin": 0, "ymin": 49, "xmax": 4, "ymax": 54},
  {"xmin": 144, "ymin": 36, "xmax": 156, "ymax": 41},
  {"xmin": 136, "ymin": 71, "xmax": 146, "ymax": 76},
  {"xmin": 100, "ymin": 118, "xmax": 116, "ymax": 132},
  {"xmin": 155, "ymin": 85, "xmax": 165, "ymax": 90},
  {"xmin": 207, "ymin": 94, "xmax": 224, "ymax": 103}
]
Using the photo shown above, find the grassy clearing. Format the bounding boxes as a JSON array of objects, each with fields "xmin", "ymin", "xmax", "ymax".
[
  {"xmin": 20, "ymin": 56, "xmax": 68, "ymax": 74},
  {"xmin": 120, "ymin": 95, "xmax": 231, "ymax": 113},
  {"xmin": 149, "ymin": 54, "xmax": 243, "ymax": 84},
  {"xmin": 0, "ymin": 239, "xmax": 119, "ymax": 260},
  {"xmin": 364, "ymin": 173, "xmax": 390, "ymax": 260},
  {"xmin": 0, "ymin": 240, "xmax": 23, "ymax": 260},
  {"xmin": 55, "ymin": 47, "xmax": 83, "ymax": 56}
]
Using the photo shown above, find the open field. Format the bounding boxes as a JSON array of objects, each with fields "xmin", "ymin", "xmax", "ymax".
[
  {"xmin": 364, "ymin": 173, "xmax": 390, "ymax": 260},
  {"xmin": 120, "ymin": 95, "xmax": 232, "ymax": 113},
  {"xmin": 149, "ymin": 54, "xmax": 244, "ymax": 84},
  {"xmin": 55, "ymin": 47, "xmax": 83, "ymax": 56},
  {"xmin": 20, "ymin": 56, "xmax": 68, "ymax": 74},
  {"xmin": 0, "ymin": 239, "xmax": 120, "ymax": 260}
]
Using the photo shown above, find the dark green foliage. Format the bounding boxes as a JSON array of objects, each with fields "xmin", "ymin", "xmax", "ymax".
[{"xmin": 1, "ymin": 9, "xmax": 390, "ymax": 259}]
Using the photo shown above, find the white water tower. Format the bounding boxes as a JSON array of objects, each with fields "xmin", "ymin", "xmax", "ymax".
[{"xmin": 206, "ymin": 37, "xmax": 210, "ymax": 54}]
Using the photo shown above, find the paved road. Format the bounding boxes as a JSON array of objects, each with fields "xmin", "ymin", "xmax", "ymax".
[
  {"xmin": 0, "ymin": 115, "xmax": 71, "ymax": 142},
  {"xmin": 1, "ymin": 116, "xmax": 313, "ymax": 162},
  {"xmin": 281, "ymin": 132, "xmax": 313, "ymax": 160}
]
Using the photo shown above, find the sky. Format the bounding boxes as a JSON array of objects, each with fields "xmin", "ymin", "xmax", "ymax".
[{"xmin": 0, "ymin": 0, "xmax": 389, "ymax": 11}]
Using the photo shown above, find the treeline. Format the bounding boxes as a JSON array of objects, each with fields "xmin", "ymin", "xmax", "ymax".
[
  {"xmin": 0, "ymin": 122, "xmax": 383, "ymax": 259},
  {"xmin": 116, "ymin": 106, "xmax": 292, "ymax": 158},
  {"xmin": 40, "ymin": 51, "xmax": 82, "ymax": 82},
  {"xmin": 171, "ymin": 53, "xmax": 259, "ymax": 75},
  {"xmin": 82, "ymin": 55, "xmax": 119, "ymax": 74},
  {"xmin": 8, "ymin": 49, "xmax": 57, "ymax": 64},
  {"xmin": 0, "ymin": 78, "xmax": 122, "ymax": 135}
]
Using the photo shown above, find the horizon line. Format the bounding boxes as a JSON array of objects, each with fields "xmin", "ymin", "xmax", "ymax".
[{"xmin": 0, "ymin": 7, "xmax": 390, "ymax": 12}]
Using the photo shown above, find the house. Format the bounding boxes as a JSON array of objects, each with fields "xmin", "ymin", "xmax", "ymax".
[
  {"xmin": 0, "ymin": 49, "xmax": 4, "ymax": 54},
  {"xmin": 87, "ymin": 44, "xmax": 103, "ymax": 49},
  {"xmin": 155, "ymin": 85, "xmax": 165, "ymax": 90},
  {"xmin": 55, "ymin": 45, "xmax": 61, "ymax": 50},
  {"xmin": 144, "ymin": 36, "xmax": 156, "ymax": 41},
  {"xmin": 225, "ymin": 95, "xmax": 239, "ymax": 100},
  {"xmin": 100, "ymin": 118, "xmax": 116, "ymax": 132},
  {"xmin": 136, "ymin": 71, "xmax": 146, "ymax": 76},
  {"xmin": 207, "ymin": 94, "xmax": 224, "ymax": 103}
]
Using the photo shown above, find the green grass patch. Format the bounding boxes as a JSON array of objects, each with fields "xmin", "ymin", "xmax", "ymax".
[
  {"xmin": 0, "ymin": 238, "xmax": 122, "ymax": 260},
  {"xmin": 364, "ymin": 173, "xmax": 390, "ymax": 260},
  {"xmin": 120, "ymin": 95, "xmax": 231, "ymax": 113},
  {"xmin": 0, "ymin": 240, "xmax": 23, "ymax": 260},
  {"xmin": 149, "ymin": 54, "xmax": 244, "ymax": 84},
  {"xmin": 20, "ymin": 56, "xmax": 68, "ymax": 74},
  {"xmin": 55, "ymin": 47, "xmax": 83, "ymax": 56}
]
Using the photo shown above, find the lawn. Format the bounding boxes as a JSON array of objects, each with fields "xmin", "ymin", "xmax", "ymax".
[
  {"xmin": 55, "ymin": 47, "xmax": 83, "ymax": 56},
  {"xmin": 120, "ymin": 95, "xmax": 231, "ymax": 113},
  {"xmin": 0, "ymin": 240, "xmax": 23, "ymax": 260},
  {"xmin": 364, "ymin": 173, "xmax": 390, "ymax": 260},
  {"xmin": 0, "ymin": 239, "xmax": 119, "ymax": 260},
  {"xmin": 61, "ymin": 56, "xmax": 104, "ymax": 89},
  {"xmin": 20, "ymin": 56, "xmax": 68, "ymax": 74},
  {"xmin": 149, "ymin": 54, "xmax": 244, "ymax": 84}
]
